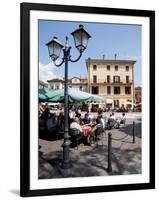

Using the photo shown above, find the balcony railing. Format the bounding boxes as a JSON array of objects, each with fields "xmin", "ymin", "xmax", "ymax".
[{"xmin": 90, "ymin": 79, "xmax": 133, "ymax": 84}]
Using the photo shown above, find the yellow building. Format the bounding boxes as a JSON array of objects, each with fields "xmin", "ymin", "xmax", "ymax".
[{"xmin": 86, "ymin": 58, "xmax": 136, "ymax": 109}]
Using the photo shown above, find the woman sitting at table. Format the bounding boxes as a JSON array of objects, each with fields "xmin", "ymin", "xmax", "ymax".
[
  {"xmin": 85, "ymin": 118, "xmax": 98, "ymax": 145},
  {"xmin": 70, "ymin": 117, "xmax": 82, "ymax": 133},
  {"xmin": 75, "ymin": 112, "xmax": 83, "ymax": 125},
  {"xmin": 91, "ymin": 111, "xmax": 105, "ymax": 137}
]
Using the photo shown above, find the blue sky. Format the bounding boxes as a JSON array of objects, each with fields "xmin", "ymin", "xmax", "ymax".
[{"xmin": 39, "ymin": 20, "xmax": 141, "ymax": 86}]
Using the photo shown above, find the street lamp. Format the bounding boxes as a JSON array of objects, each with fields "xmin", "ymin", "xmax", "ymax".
[
  {"xmin": 71, "ymin": 24, "xmax": 91, "ymax": 53},
  {"xmin": 46, "ymin": 36, "xmax": 64, "ymax": 61},
  {"xmin": 46, "ymin": 25, "xmax": 91, "ymax": 171}
]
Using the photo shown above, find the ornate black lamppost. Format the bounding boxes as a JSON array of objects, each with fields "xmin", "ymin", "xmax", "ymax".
[{"xmin": 46, "ymin": 25, "xmax": 91, "ymax": 171}]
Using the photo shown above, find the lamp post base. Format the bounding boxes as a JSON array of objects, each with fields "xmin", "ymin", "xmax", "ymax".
[
  {"xmin": 59, "ymin": 165, "xmax": 72, "ymax": 178},
  {"xmin": 107, "ymin": 167, "xmax": 112, "ymax": 173},
  {"xmin": 61, "ymin": 160, "xmax": 72, "ymax": 169},
  {"xmin": 59, "ymin": 140, "xmax": 72, "ymax": 177}
]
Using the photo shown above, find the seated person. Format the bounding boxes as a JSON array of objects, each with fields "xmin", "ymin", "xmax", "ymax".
[
  {"xmin": 95, "ymin": 111, "xmax": 105, "ymax": 135},
  {"xmin": 39, "ymin": 114, "xmax": 46, "ymax": 133},
  {"xmin": 120, "ymin": 113, "xmax": 126, "ymax": 125},
  {"xmin": 83, "ymin": 112, "xmax": 91, "ymax": 125},
  {"xmin": 91, "ymin": 118, "xmax": 97, "ymax": 125},
  {"xmin": 108, "ymin": 112, "xmax": 115, "ymax": 123},
  {"xmin": 87, "ymin": 114, "xmax": 104, "ymax": 146},
  {"xmin": 75, "ymin": 112, "xmax": 83, "ymax": 125},
  {"xmin": 91, "ymin": 110, "xmax": 105, "ymax": 137},
  {"xmin": 98, "ymin": 110, "xmax": 106, "ymax": 128},
  {"xmin": 46, "ymin": 113, "xmax": 58, "ymax": 133},
  {"xmin": 110, "ymin": 112, "xmax": 116, "ymax": 120},
  {"xmin": 43, "ymin": 107, "xmax": 50, "ymax": 120},
  {"xmin": 57, "ymin": 112, "xmax": 64, "ymax": 131},
  {"xmin": 89, "ymin": 118, "xmax": 97, "ymax": 133},
  {"xmin": 70, "ymin": 117, "xmax": 82, "ymax": 133}
]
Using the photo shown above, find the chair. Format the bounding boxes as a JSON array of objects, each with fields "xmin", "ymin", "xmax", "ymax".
[
  {"xmin": 95, "ymin": 127, "xmax": 104, "ymax": 147},
  {"xmin": 55, "ymin": 131, "xmax": 64, "ymax": 140},
  {"xmin": 69, "ymin": 128, "xmax": 82, "ymax": 150}
]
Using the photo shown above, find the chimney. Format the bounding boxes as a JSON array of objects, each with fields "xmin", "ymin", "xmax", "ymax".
[
  {"xmin": 102, "ymin": 54, "xmax": 105, "ymax": 60},
  {"xmin": 114, "ymin": 53, "xmax": 117, "ymax": 60}
]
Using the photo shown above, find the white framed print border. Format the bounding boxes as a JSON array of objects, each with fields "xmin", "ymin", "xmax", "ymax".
[{"xmin": 20, "ymin": 2, "xmax": 155, "ymax": 197}]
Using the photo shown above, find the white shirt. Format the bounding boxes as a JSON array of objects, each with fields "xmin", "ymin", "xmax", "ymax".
[
  {"xmin": 110, "ymin": 115, "xmax": 116, "ymax": 120},
  {"xmin": 70, "ymin": 122, "xmax": 82, "ymax": 132}
]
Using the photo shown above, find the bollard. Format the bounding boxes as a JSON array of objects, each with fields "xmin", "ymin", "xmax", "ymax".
[
  {"xmin": 132, "ymin": 121, "xmax": 135, "ymax": 144},
  {"xmin": 107, "ymin": 132, "xmax": 112, "ymax": 172}
]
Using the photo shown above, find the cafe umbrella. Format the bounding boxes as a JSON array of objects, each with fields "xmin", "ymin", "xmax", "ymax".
[
  {"xmin": 38, "ymin": 88, "xmax": 62, "ymax": 102},
  {"xmin": 38, "ymin": 88, "xmax": 106, "ymax": 103}
]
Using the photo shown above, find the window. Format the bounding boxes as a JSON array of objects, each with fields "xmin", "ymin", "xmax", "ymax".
[
  {"xmin": 51, "ymin": 85, "xmax": 54, "ymax": 90},
  {"xmin": 93, "ymin": 65, "xmax": 97, "ymax": 70},
  {"xmin": 114, "ymin": 100, "xmax": 119, "ymax": 107},
  {"xmin": 126, "ymin": 76, "xmax": 129, "ymax": 83},
  {"xmin": 107, "ymin": 75, "xmax": 110, "ymax": 83},
  {"xmin": 113, "ymin": 76, "xmax": 120, "ymax": 83},
  {"xmin": 126, "ymin": 65, "xmax": 129, "ymax": 71},
  {"xmin": 114, "ymin": 86, "xmax": 120, "ymax": 94},
  {"xmin": 125, "ymin": 87, "xmax": 131, "ymax": 94},
  {"xmin": 107, "ymin": 86, "xmax": 111, "ymax": 94},
  {"xmin": 92, "ymin": 86, "xmax": 99, "ymax": 94},
  {"xmin": 93, "ymin": 75, "xmax": 97, "ymax": 83},
  {"xmin": 115, "ymin": 65, "xmax": 118, "ymax": 71},
  {"xmin": 107, "ymin": 65, "xmax": 110, "ymax": 70}
]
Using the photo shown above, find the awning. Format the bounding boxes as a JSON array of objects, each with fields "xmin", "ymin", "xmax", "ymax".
[
  {"xmin": 39, "ymin": 88, "xmax": 106, "ymax": 103},
  {"xmin": 106, "ymin": 99, "xmax": 113, "ymax": 104}
]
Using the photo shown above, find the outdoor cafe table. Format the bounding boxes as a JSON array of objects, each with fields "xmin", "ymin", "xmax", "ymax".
[
  {"xmin": 81, "ymin": 125, "xmax": 91, "ymax": 137},
  {"xmin": 81, "ymin": 125, "xmax": 97, "ymax": 145}
]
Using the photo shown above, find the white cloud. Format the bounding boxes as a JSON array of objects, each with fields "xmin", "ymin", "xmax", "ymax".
[{"xmin": 39, "ymin": 62, "xmax": 62, "ymax": 83}]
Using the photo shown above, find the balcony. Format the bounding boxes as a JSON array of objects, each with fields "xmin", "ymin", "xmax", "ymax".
[{"xmin": 90, "ymin": 79, "xmax": 133, "ymax": 85}]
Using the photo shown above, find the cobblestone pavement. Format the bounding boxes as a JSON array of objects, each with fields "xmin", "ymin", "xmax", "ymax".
[{"xmin": 39, "ymin": 113, "xmax": 141, "ymax": 179}]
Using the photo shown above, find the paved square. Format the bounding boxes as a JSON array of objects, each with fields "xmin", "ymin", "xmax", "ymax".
[{"xmin": 39, "ymin": 112, "xmax": 141, "ymax": 179}]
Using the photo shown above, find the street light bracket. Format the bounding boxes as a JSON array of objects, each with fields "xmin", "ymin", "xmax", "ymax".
[
  {"xmin": 69, "ymin": 51, "xmax": 82, "ymax": 63},
  {"xmin": 53, "ymin": 57, "xmax": 65, "ymax": 67}
]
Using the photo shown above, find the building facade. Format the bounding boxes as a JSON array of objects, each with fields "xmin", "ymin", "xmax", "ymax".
[
  {"xmin": 47, "ymin": 78, "xmax": 64, "ymax": 90},
  {"xmin": 38, "ymin": 80, "xmax": 48, "ymax": 89},
  {"xmin": 68, "ymin": 77, "xmax": 88, "ymax": 92},
  {"xmin": 86, "ymin": 58, "xmax": 136, "ymax": 109},
  {"xmin": 45, "ymin": 58, "xmax": 137, "ymax": 110},
  {"xmin": 47, "ymin": 77, "xmax": 88, "ymax": 92},
  {"xmin": 135, "ymin": 86, "xmax": 142, "ymax": 104}
]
